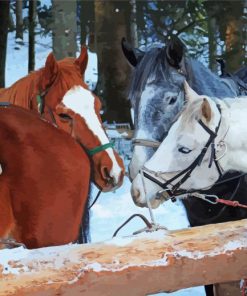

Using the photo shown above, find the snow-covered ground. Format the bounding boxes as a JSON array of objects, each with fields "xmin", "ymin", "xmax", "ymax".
[
  {"xmin": 5, "ymin": 33, "xmax": 205, "ymax": 295},
  {"xmin": 90, "ymin": 179, "xmax": 205, "ymax": 296}
]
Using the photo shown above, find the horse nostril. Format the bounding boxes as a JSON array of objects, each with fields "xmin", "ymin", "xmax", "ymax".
[
  {"xmin": 135, "ymin": 189, "xmax": 140, "ymax": 199},
  {"xmin": 101, "ymin": 166, "xmax": 111, "ymax": 181},
  {"xmin": 101, "ymin": 166, "xmax": 116, "ymax": 186},
  {"xmin": 131, "ymin": 187, "xmax": 140, "ymax": 200}
]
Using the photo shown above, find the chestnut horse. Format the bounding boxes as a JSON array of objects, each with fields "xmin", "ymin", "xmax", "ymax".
[
  {"xmin": 0, "ymin": 104, "xmax": 91, "ymax": 249},
  {"xmin": 0, "ymin": 47, "xmax": 124, "ymax": 191}
]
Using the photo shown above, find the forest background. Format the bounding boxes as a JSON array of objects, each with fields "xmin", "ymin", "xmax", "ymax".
[{"xmin": 0, "ymin": 0, "xmax": 246, "ymax": 125}]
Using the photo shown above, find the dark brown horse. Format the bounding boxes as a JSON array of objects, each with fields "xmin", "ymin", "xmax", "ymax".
[
  {"xmin": 0, "ymin": 47, "xmax": 124, "ymax": 191},
  {"xmin": 0, "ymin": 105, "xmax": 91, "ymax": 249}
]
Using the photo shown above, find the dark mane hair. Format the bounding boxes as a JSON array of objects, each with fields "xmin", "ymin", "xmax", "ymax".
[
  {"xmin": 128, "ymin": 45, "xmax": 239, "ymax": 109},
  {"xmin": 128, "ymin": 47, "xmax": 168, "ymax": 106}
]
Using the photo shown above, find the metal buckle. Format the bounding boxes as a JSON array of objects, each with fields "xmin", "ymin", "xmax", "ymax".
[{"xmin": 189, "ymin": 193, "xmax": 218, "ymax": 204}]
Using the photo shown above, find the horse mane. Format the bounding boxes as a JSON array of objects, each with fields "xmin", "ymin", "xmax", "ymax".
[
  {"xmin": 0, "ymin": 57, "xmax": 87, "ymax": 109},
  {"xmin": 128, "ymin": 45, "xmax": 238, "ymax": 109},
  {"xmin": 128, "ymin": 46, "xmax": 168, "ymax": 107},
  {"xmin": 0, "ymin": 69, "xmax": 42, "ymax": 108}
]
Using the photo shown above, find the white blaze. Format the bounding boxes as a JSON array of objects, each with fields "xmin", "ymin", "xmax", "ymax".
[
  {"xmin": 62, "ymin": 86, "xmax": 122, "ymax": 183},
  {"xmin": 129, "ymin": 85, "xmax": 156, "ymax": 180}
]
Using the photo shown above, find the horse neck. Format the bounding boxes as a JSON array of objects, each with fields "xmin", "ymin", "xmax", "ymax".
[
  {"xmin": 0, "ymin": 70, "xmax": 41, "ymax": 109},
  {"xmin": 217, "ymin": 97, "xmax": 247, "ymax": 173},
  {"xmin": 187, "ymin": 59, "xmax": 237, "ymax": 98}
]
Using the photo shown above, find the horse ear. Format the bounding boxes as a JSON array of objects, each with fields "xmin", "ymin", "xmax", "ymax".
[
  {"xmin": 201, "ymin": 98, "xmax": 212, "ymax": 122},
  {"xmin": 166, "ymin": 36, "xmax": 185, "ymax": 68},
  {"xmin": 75, "ymin": 46, "xmax": 88, "ymax": 75},
  {"xmin": 184, "ymin": 81, "xmax": 199, "ymax": 101},
  {"xmin": 121, "ymin": 37, "xmax": 144, "ymax": 67},
  {"xmin": 41, "ymin": 53, "xmax": 59, "ymax": 90}
]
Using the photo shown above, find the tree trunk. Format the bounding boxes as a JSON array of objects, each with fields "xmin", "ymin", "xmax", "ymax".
[
  {"xmin": 28, "ymin": 0, "xmax": 36, "ymax": 72},
  {"xmin": 217, "ymin": 1, "xmax": 246, "ymax": 72},
  {"xmin": 94, "ymin": 1, "xmax": 132, "ymax": 124},
  {"xmin": 130, "ymin": 0, "xmax": 138, "ymax": 48},
  {"xmin": 80, "ymin": 0, "xmax": 95, "ymax": 50},
  {"xmin": 52, "ymin": 0, "xmax": 77, "ymax": 60},
  {"xmin": 16, "ymin": 0, "xmax": 23, "ymax": 40},
  {"xmin": 0, "ymin": 0, "xmax": 10, "ymax": 88},
  {"xmin": 0, "ymin": 219, "xmax": 247, "ymax": 295},
  {"xmin": 204, "ymin": 2, "xmax": 219, "ymax": 72}
]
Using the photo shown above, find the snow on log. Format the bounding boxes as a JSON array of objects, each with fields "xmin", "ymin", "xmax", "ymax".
[{"xmin": 0, "ymin": 219, "xmax": 247, "ymax": 296}]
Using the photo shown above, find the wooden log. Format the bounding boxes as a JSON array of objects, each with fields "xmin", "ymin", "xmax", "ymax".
[{"xmin": 0, "ymin": 219, "xmax": 247, "ymax": 296}]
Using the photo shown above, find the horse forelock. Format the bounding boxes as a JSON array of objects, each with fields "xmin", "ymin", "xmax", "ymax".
[
  {"xmin": 128, "ymin": 46, "xmax": 238, "ymax": 111},
  {"xmin": 128, "ymin": 47, "xmax": 171, "ymax": 108}
]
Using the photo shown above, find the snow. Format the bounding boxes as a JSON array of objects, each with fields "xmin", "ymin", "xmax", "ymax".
[
  {"xmin": 1, "ymin": 230, "xmax": 244, "ymax": 277},
  {"xmin": 90, "ymin": 178, "xmax": 190, "ymax": 242},
  {"xmin": 105, "ymin": 129, "xmax": 125, "ymax": 138},
  {"xmin": 90, "ymin": 180, "xmax": 206, "ymax": 296},
  {"xmin": 4, "ymin": 30, "xmax": 206, "ymax": 295}
]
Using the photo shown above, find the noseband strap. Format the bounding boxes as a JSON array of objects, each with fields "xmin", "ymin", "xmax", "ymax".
[
  {"xmin": 88, "ymin": 142, "xmax": 114, "ymax": 156},
  {"xmin": 143, "ymin": 104, "xmax": 223, "ymax": 197}
]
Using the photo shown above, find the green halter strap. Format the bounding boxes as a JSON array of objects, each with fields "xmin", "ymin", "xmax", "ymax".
[{"xmin": 88, "ymin": 142, "xmax": 114, "ymax": 156}]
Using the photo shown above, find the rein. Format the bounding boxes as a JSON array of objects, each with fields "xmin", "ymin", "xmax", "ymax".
[{"xmin": 132, "ymin": 138, "xmax": 160, "ymax": 148}]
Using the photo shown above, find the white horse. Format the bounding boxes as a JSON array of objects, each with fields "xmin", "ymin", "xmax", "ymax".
[{"xmin": 131, "ymin": 81, "xmax": 247, "ymax": 208}]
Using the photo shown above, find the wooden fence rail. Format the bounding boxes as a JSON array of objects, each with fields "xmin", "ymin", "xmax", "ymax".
[{"xmin": 0, "ymin": 219, "xmax": 247, "ymax": 295}]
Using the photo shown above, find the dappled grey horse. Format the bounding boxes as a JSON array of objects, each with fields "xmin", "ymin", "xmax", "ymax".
[{"xmin": 122, "ymin": 36, "xmax": 247, "ymax": 296}]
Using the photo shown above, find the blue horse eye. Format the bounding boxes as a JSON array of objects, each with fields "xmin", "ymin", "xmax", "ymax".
[{"xmin": 178, "ymin": 147, "xmax": 192, "ymax": 154}]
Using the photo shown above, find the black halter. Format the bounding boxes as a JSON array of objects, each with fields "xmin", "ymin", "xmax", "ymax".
[{"xmin": 143, "ymin": 104, "xmax": 223, "ymax": 198}]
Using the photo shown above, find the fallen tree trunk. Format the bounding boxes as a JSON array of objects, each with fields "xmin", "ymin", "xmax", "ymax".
[{"xmin": 0, "ymin": 219, "xmax": 247, "ymax": 295}]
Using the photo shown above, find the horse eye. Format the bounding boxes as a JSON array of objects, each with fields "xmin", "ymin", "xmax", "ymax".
[
  {"xmin": 168, "ymin": 96, "xmax": 177, "ymax": 105},
  {"xmin": 178, "ymin": 146, "xmax": 192, "ymax": 154}
]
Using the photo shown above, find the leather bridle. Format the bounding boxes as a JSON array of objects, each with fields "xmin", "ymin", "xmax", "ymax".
[{"xmin": 141, "ymin": 104, "xmax": 223, "ymax": 199}]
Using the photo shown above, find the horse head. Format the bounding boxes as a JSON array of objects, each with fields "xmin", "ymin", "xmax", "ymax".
[
  {"xmin": 131, "ymin": 82, "xmax": 225, "ymax": 208},
  {"xmin": 37, "ymin": 47, "xmax": 125, "ymax": 192},
  {"xmin": 122, "ymin": 36, "xmax": 187, "ymax": 181},
  {"xmin": 122, "ymin": 36, "xmax": 241, "ymax": 209}
]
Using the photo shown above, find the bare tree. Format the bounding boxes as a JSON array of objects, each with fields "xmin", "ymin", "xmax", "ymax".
[
  {"xmin": 80, "ymin": 0, "xmax": 95, "ymax": 50},
  {"xmin": 28, "ymin": 0, "xmax": 36, "ymax": 72},
  {"xmin": 130, "ymin": 0, "xmax": 138, "ymax": 48},
  {"xmin": 0, "ymin": 0, "xmax": 10, "ymax": 87},
  {"xmin": 204, "ymin": 2, "xmax": 219, "ymax": 72},
  {"xmin": 16, "ymin": 0, "xmax": 23, "ymax": 40},
  {"xmin": 94, "ymin": 1, "xmax": 132, "ymax": 124},
  {"xmin": 217, "ymin": 1, "xmax": 246, "ymax": 72},
  {"xmin": 52, "ymin": 0, "xmax": 77, "ymax": 60}
]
